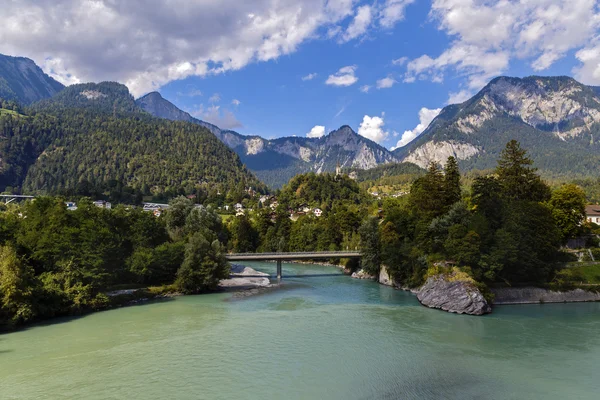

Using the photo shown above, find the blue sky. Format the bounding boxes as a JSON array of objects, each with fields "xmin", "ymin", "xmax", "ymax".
[{"xmin": 1, "ymin": 0, "xmax": 599, "ymax": 150}]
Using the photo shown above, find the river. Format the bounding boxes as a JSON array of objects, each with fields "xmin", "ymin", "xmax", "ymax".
[{"xmin": 1, "ymin": 261, "xmax": 599, "ymax": 399}]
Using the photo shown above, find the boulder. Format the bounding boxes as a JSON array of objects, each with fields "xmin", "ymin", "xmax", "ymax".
[
  {"xmin": 351, "ymin": 269, "xmax": 376, "ymax": 280},
  {"xmin": 378, "ymin": 265, "xmax": 394, "ymax": 286},
  {"xmin": 417, "ymin": 274, "xmax": 491, "ymax": 315}
]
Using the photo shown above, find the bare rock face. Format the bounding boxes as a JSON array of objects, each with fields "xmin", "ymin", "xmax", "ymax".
[
  {"xmin": 378, "ymin": 265, "xmax": 394, "ymax": 286},
  {"xmin": 417, "ymin": 275, "xmax": 491, "ymax": 315},
  {"xmin": 351, "ymin": 269, "xmax": 376, "ymax": 280}
]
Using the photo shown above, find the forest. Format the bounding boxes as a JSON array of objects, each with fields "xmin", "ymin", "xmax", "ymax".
[{"xmin": 0, "ymin": 84, "xmax": 266, "ymax": 200}]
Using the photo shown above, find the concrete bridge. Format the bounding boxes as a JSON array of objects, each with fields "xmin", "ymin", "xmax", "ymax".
[{"xmin": 225, "ymin": 251, "xmax": 361, "ymax": 279}]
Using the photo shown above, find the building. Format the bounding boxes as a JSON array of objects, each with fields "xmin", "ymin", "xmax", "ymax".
[
  {"xmin": 313, "ymin": 208, "xmax": 323, "ymax": 217},
  {"xmin": 65, "ymin": 201, "xmax": 78, "ymax": 211},
  {"xmin": 93, "ymin": 200, "xmax": 111, "ymax": 209},
  {"xmin": 234, "ymin": 203, "xmax": 244, "ymax": 211},
  {"xmin": 586, "ymin": 205, "xmax": 600, "ymax": 223},
  {"xmin": 269, "ymin": 201, "xmax": 279, "ymax": 210},
  {"xmin": 298, "ymin": 203, "xmax": 311, "ymax": 213}
]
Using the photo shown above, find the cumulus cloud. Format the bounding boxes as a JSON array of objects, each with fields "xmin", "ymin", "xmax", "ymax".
[
  {"xmin": 405, "ymin": 0, "xmax": 600, "ymax": 91},
  {"xmin": 392, "ymin": 107, "xmax": 441, "ymax": 150},
  {"xmin": 360, "ymin": 85, "xmax": 372, "ymax": 93},
  {"xmin": 307, "ymin": 125, "xmax": 326, "ymax": 138},
  {"xmin": 358, "ymin": 114, "xmax": 390, "ymax": 144},
  {"xmin": 380, "ymin": 0, "xmax": 415, "ymax": 28},
  {"xmin": 0, "ymin": 0, "xmax": 367, "ymax": 97},
  {"xmin": 231, "ymin": 99, "xmax": 241, "ymax": 106},
  {"xmin": 326, "ymin": 65, "xmax": 358, "ymax": 86},
  {"xmin": 376, "ymin": 76, "xmax": 397, "ymax": 89},
  {"xmin": 392, "ymin": 56, "xmax": 408, "ymax": 66},
  {"xmin": 192, "ymin": 104, "xmax": 242, "ymax": 130},
  {"xmin": 341, "ymin": 5, "xmax": 373, "ymax": 42},
  {"xmin": 302, "ymin": 72, "xmax": 318, "ymax": 81},
  {"xmin": 209, "ymin": 93, "xmax": 221, "ymax": 103},
  {"xmin": 447, "ymin": 90, "xmax": 472, "ymax": 104}
]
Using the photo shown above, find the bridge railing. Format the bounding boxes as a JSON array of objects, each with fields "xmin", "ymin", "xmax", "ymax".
[{"xmin": 226, "ymin": 251, "xmax": 361, "ymax": 257}]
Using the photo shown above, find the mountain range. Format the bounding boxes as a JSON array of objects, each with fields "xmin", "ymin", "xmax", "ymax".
[
  {"xmin": 136, "ymin": 91, "xmax": 397, "ymax": 187},
  {"xmin": 394, "ymin": 76, "xmax": 600, "ymax": 179},
  {"xmin": 3, "ymin": 52, "xmax": 600, "ymax": 191}
]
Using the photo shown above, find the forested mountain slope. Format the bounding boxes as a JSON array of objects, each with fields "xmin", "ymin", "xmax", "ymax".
[
  {"xmin": 137, "ymin": 92, "xmax": 399, "ymax": 188},
  {"xmin": 0, "ymin": 82, "xmax": 265, "ymax": 197},
  {"xmin": 0, "ymin": 54, "xmax": 64, "ymax": 105},
  {"xmin": 394, "ymin": 76, "xmax": 600, "ymax": 179}
]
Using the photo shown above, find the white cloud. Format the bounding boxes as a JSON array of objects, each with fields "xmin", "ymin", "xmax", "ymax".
[
  {"xmin": 358, "ymin": 114, "xmax": 390, "ymax": 144},
  {"xmin": 392, "ymin": 56, "xmax": 408, "ymax": 66},
  {"xmin": 376, "ymin": 76, "xmax": 397, "ymax": 89},
  {"xmin": 380, "ymin": 0, "xmax": 415, "ymax": 28},
  {"xmin": 209, "ymin": 93, "xmax": 221, "ymax": 103},
  {"xmin": 447, "ymin": 90, "xmax": 473, "ymax": 104},
  {"xmin": 405, "ymin": 0, "xmax": 600, "ymax": 92},
  {"xmin": 0, "ymin": 0, "xmax": 367, "ymax": 96},
  {"xmin": 326, "ymin": 65, "xmax": 358, "ymax": 86},
  {"xmin": 341, "ymin": 5, "xmax": 373, "ymax": 42},
  {"xmin": 360, "ymin": 85, "xmax": 372, "ymax": 93},
  {"xmin": 392, "ymin": 107, "xmax": 441, "ymax": 149},
  {"xmin": 574, "ymin": 44, "xmax": 600, "ymax": 84},
  {"xmin": 302, "ymin": 72, "xmax": 318, "ymax": 81},
  {"xmin": 232, "ymin": 99, "xmax": 241, "ymax": 106},
  {"xmin": 307, "ymin": 125, "xmax": 326, "ymax": 138},
  {"xmin": 191, "ymin": 104, "xmax": 242, "ymax": 130}
]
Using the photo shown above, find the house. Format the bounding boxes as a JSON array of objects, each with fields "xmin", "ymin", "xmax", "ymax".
[
  {"xmin": 236, "ymin": 209, "xmax": 245, "ymax": 217},
  {"xmin": 65, "ymin": 201, "xmax": 78, "ymax": 211},
  {"xmin": 586, "ymin": 205, "xmax": 600, "ymax": 224},
  {"xmin": 224, "ymin": 205, "xmax": 230, "ymax": 211},
  {"xmin": 269, "ymin": 201, "xmax": 279, "ymax": 210},
  {"xmin": 153, "ymin": 209, "xmax": 162, "ymax": 217},
  {"xmin": 313, "ymin": 208, "xmax": 323, "ymax": 217},
  {"xmin": 234, "ymin": 203, "xmax": 244, "ymax": 211},
  {"xmin": 93, "ymin": 200, "xmax": 111, "ymax": 209}
]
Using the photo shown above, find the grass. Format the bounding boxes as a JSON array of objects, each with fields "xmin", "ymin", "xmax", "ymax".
[
  {"xmin": 566, "ymin": 262, "xmax": 600, "ymax": 284},
  {"xmin": 0, "ymin": 108, "xmax": 21, "ymax": 117}
]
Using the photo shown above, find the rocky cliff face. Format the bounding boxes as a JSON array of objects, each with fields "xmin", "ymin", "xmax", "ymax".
[
  {"xmin": 394, "ymin": 76, "xmax": 600, "ymax": 177},
  {"xmin": 417, "ymin": 274, "xmax": 491, "ymax": 315},
  {"xmin": 0, "ymin": 54, "xmax": 64, "ymax": 105}
]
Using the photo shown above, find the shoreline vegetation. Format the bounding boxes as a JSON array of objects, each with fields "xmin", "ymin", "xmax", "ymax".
[{"xmin": 4, "ymin": 141, "xmax": 600, "ymax": 329}]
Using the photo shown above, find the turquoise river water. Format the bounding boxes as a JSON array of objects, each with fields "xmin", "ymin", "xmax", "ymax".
[{"xmin": 1, "ymin": 261, "xmax": 600, "ymax": 399}]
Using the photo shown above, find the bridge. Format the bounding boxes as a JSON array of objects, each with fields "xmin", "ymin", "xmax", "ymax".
[
  {"xmin": 0, "ymin": 194, "xmax": 35, "ymax": 204},
  {"xmin": 225, "ymin": 251, "xmax": 361, "ymax": 279}
]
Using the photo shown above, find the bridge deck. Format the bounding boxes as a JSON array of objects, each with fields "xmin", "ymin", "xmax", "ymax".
[{"xmin": 226, "ymin": 251, "xmax": 361, "ymax": 261}]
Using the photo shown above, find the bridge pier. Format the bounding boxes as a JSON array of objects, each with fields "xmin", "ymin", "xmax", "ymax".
[{"xmin": 276, "ymin": 260, "xmax": 282, "ymax": 280}]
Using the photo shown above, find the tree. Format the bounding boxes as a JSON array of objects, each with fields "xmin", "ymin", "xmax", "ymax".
[
  {"xmin": 358, "ymin": 217, "xmax": 381, "ymax": 276},
  {"xmin": 496, "ymin": 140, "xmax": 551, "ymax": 202},
  {"xmin": 408, "ymin": 162, "xmax": 447, "ymax": 219},
  {"xmin": 165, "ymin": 196, "xmax": 194, "ymax": 239},
  {"xmin": 548, "ymin": 184, "xmax": 587, "ymax": 242},
  {"xmin": 444, "ymin": 156, "xmax": 461, "ymax": 206},
  {"xmin": 175, "ymin": 233, "xmax": 229, "ymax": 294},
  {"xmin": 0, "ymin": 245, "xmax": 38, "ymax": 327},
  {"xmin": 229, "ymin": 214, "xmax": 258, "ymax": 252}
]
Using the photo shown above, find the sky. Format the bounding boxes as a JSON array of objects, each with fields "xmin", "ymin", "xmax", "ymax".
[{"xmin": 1, "ymin": 0, "xmax": 600, "ymax": 150}]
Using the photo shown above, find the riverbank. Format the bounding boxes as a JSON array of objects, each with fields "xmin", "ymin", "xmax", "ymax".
[{"xmin": 491, "ymin": 287, "xmax": 600, "ymax": 304}]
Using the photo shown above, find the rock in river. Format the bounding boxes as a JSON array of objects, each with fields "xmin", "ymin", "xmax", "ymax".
[{"xmin": 417, "ymin": 274, "xmax": 491, "ymax": 316}]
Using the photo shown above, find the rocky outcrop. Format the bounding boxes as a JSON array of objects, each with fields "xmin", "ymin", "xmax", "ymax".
[
  {"xmin": 417, "ymin": 274, "xmax": 491, "ymax": 315},
  {"xmin": 378, "ymin": 265, "xmax": 394, "ymax": 286},
  {"xmin": 351, "ymin": 269, "xmax": 376, "ymax": 280},
  {"xmin": 403, "ymin": 140, "xmax": 480, "ymax": 168},
  {"xmin": 492, "ymin": 287, "xmax": 600, "ymax": 304}
]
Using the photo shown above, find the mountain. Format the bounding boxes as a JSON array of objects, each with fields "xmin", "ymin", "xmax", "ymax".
[
  {"xmin": 394, "ymin": 76, "xmax": 600, "ymax": 179},
  {"xmin": 0, "ymin": 81, "xmax": 265, "ymax": 197},
  {"xmin": 0, "ymin": 54, "xmax": 64, "ymax": 105},
  {"xmin": 137, "ymin": 92, "xmax": 399, "ymax": 187},
  {"xmin": 33, "ymin": 81, "xmax": 140, "ymax": 115}
]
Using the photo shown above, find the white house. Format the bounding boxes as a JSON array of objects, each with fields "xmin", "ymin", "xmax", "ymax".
[
  {"xmin": 269, "ymin": 201, "xmax": 279, "ymax": 210},
  {"xmin": 93, "ymin": 200, "xmax": 111, "ymax": 209},
  {"xmin": 586, "ymin": 205, "xmax": 600, "ymax": 223},
  {"xmin": 234, "ymin": 203, "xmax": 244, "ymax": 211},
  {"xmin": 313, "ymin": 208, "xmax": 323, "ymax": 217}
]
